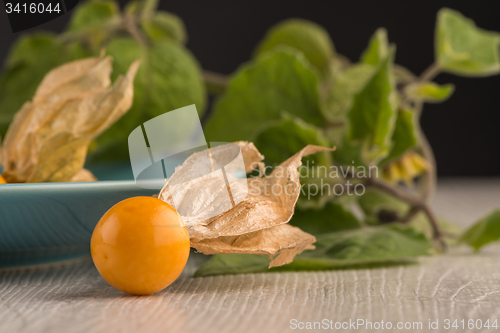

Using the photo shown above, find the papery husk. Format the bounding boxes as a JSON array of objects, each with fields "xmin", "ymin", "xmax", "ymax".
[
  {"xmin": 191, "ymin": 224, "xmax": 316, "ymax": 267},
  {"xmin": 1, "ymin": 56, "xmax": 140, "ymax": 183},
  {"xmin": 159, "ymin": 142, "xmax": 335, "ymax": 267},
  {"xmin": 383, "ymin": 151, "xmax": 429, "ymax": 186}
]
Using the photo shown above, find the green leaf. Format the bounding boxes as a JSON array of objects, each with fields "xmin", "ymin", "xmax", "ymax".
[
  {"xmin": 254, "ymin": 19, "xmax": 335, "ymax": 73},
  {"xmin": 140, "ymin": 11, "xmax": 187, "ymax": 44},
  {"xmin": 361, "ymin": 28, "xmax": 389, "ymax": 66},
  {"xmin": 323, "ymin": 63, "xmax": 375, "ymax": 122},
  {"xmin": 290, "ymin": 201, "xmax": 361, "ymax": 235},
  {"xmin": 68, "ymin": 0, "xmax": 119, "ymax": 32},
  {"xmin": 125, "ymin": 0, "xmax": 158, "ymax": 16},
  {"xmin": 436, "ymin": 8, "xmax": 500, "ymax": 76},
  {"xmin": 347, "ymin": 51, "xmax": 397, "ymax": 162},
  {"xmin": 382, "ymin": 109, "xmax": 418, "ymax": 163},
  {"xmin": 253, "ymin": 113, "xmax": 330, "ymax": 166},
  {"xmin": 141, "ymin": 0, "xmax": 159, "ymax": 13},
  {"xmin": 194, "ymin": 253, "xmax": 417, "ymax": 277},
  {"xmin": 393, "ymin": 64, "xmax": 417, "ymax": 85},
  {"xmin": 405, "ymin": 82, "xmax": 455, "ymax": 103},
  {"xmin": 298, "ymin": 225, "xmax": 431, "ymax": 261},
  {"xmin": 205, "ymin": 48, "xmax": 324, "ymax": 142},
  {"xmin": 323, "ymin": 29, "xmax": 391, "ymax": 152},
  {"xmin": 332, "ymin": 140, "xmax": 366, "ymax": 167},
  {"xmin": 194, "ymin": 225, "xmax": 431, "ymax": 276},
  {"xmin": 66, "ymin": 0, "xmax": 120, "ymax": 52},
  {"xmin": 89, "ymin": 38, "xmax": 206, "ymax": 161},
  {"xmin": 0, "ymin": 33, "xmax": 91, "ymax": 137},
  {"xmin": 460, "ymin": 210, "xmax": 500, "ymax": 251},
  {"xmin": 195, "ymin": 254, "xmax": 271, "ymax": 276}
]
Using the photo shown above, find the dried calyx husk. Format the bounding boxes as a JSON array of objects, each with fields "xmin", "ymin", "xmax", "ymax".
[
  {"xmin": 159, "ymin": 142, "xmax": 335, "ymax": 268},
  {"xmin": 383, "ymin": 151, "xmax": 429, "ymax": 186},
  {"xmin": 0, "ymin": 55, "xmax": 140, "ymax": 183}
]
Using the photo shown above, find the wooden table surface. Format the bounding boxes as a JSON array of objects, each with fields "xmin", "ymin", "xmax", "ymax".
[{"xmin": 1, "ymin": 179, "xmax": 500, "ymax": 333}]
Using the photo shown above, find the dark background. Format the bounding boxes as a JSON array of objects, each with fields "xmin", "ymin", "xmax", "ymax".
[{"xmin": 0, "ymin": 0, "xmax": 499, "ymax": 176}]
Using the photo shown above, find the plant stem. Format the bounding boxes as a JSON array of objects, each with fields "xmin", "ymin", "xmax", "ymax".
[
  {"xmin": 417, "ymin": 128, "xmax": 437, "ymax": 202},
  {"xmin": 366, "ymin": 177, "xmax": 422, "ymax": 207},
  {"xmin": 58, "ymin": 18, "xmax": 123, "ymax": 44},
  {"xmin": 399, "ymin": 63, "xmax": 441, "ymax": 106},
  {"xmin": 397, "ymin": 62, "xmax": 441, "ymax": 202},
  {"xmin": 366, "ymin": 177, "xmax": 445, "ymax": 250},
  {"xmin": 322, "ymin": 120, "xmax": 345, "ymax": 129},
  {"xmin": 419, "ymin": 62, "xmax": 441, "ymax": 82},
  {"xmin": 400, "ymin": 206, "xmax": 420, "ymax": 223},
  {"xmin": 414, "ymin": 101, "xmax": 437, "ymax": 202},
  {"xmin": 203, "ymin": 70, "xmax": 229, "ymax": 94},
  {"xmin": 123, "ymin": 15, "xmax": 149, "ymax": 48}
]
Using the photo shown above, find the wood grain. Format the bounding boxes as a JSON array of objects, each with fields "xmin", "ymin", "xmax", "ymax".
[{"xmin": 1, "ymin": 179, "xmax": 500, "ymax": 333}]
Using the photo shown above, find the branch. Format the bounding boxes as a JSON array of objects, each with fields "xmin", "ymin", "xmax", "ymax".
[
  {"xmin": 58, "ymin": 18, "xmax": 123, "ymax": 44},
  {"xmin": 203, "ymin": 70, "xmax": 228, "ymax": 95},
  {"xmin": 419, "ymin": 62, "xmax": 441, "ymax": 83},
  {"xmin": 123, "ymin": 15, "xmax": 149, "ymax": 48},
  {"xmin": 400, "ymin": 206, "xmax": 420, "ymax": 223},
  {"xmin": 58, "ymin": 14, "xmax": 148, "ymax": 49},
  {"xmin": 414, "ymin": 101, "xmax": 437, "ymax": 202},
  {"xmin": 365, "ymin": 177, "xmax": 445, "ymax": 250},
  {"xmin": 397, "ymin": 63, "xmax": 440, "ymax": 202},
  {"xmin": 322, "ymin": 119, "xmax": 345, "ymax": 129}
]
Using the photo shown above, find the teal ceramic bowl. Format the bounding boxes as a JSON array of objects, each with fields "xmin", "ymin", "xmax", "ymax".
[{"xmin": 0, "ymin": 164, "xmax": 156, "ymax": 269}]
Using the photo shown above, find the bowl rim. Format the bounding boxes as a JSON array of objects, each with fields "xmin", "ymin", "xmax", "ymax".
[
  {"xmin": 0, "ymin": 180, "xmax": 136, "ymax": 186},
  {"xmin": 0, "ymin": 180, "xmax": 154, "ymax": 192}
]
